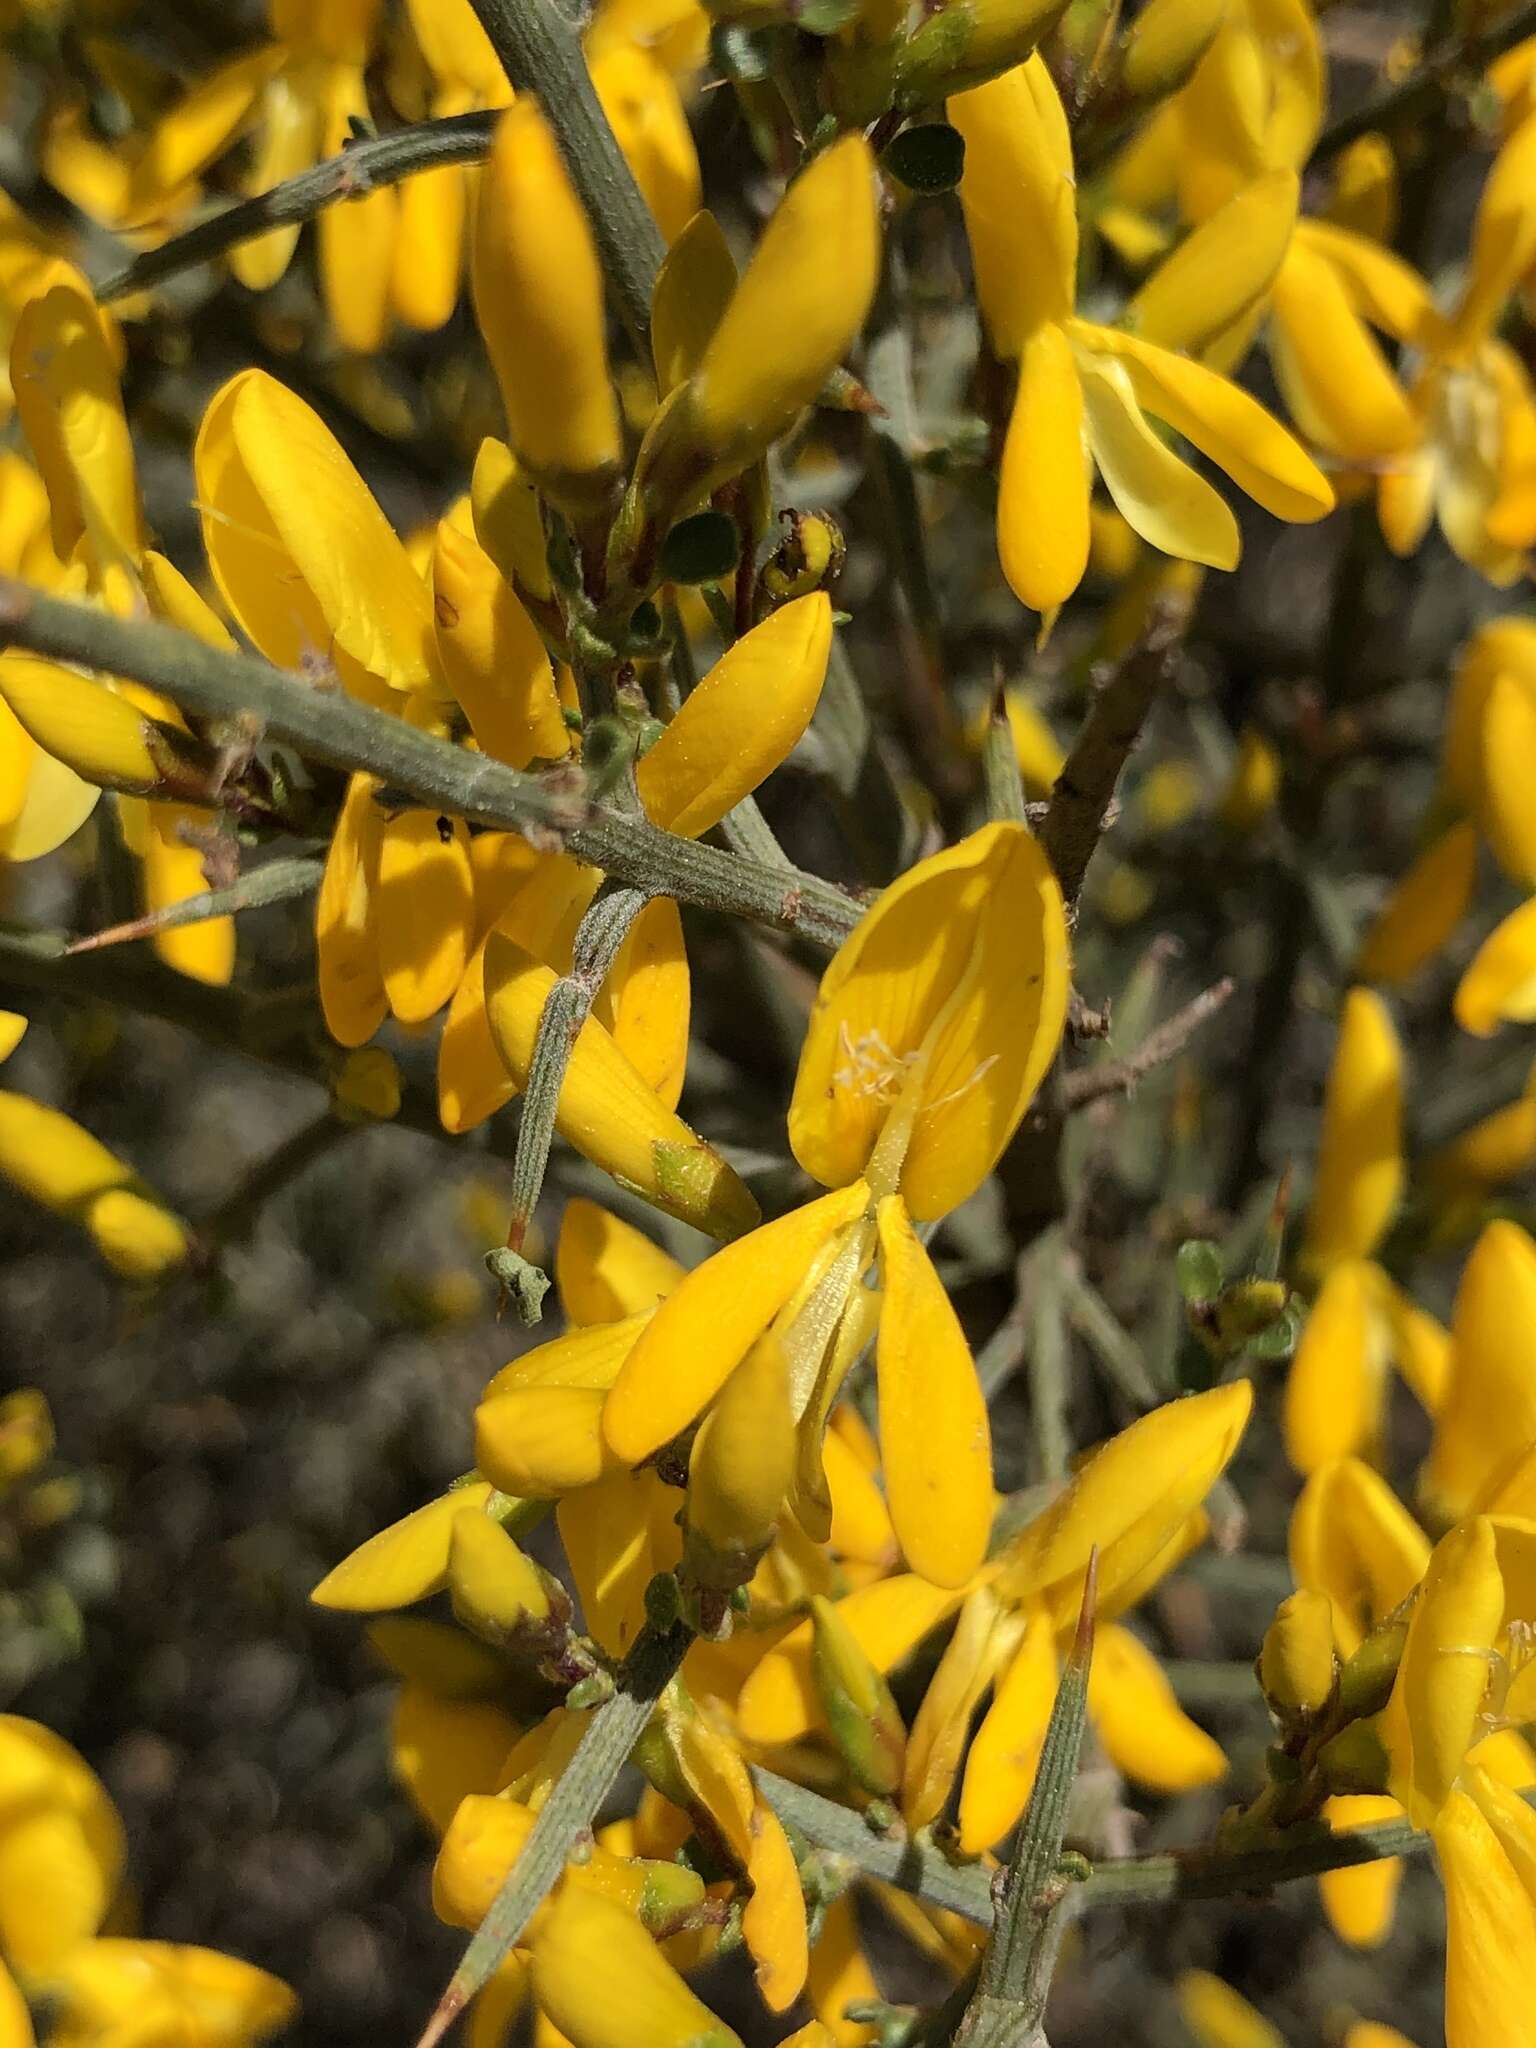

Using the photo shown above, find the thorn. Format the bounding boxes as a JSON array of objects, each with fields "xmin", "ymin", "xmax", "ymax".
[
  {"xmin": 413, "ymin": 1987, "xmax": 466, "ymax": 2048},
  {"xmin": 1069, "ymin": 1546, "xmax": 1099, "ymax": 1675}
]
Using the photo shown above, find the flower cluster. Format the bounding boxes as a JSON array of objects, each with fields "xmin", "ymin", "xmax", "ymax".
[{"xmin": 1, "ymin": 0, "xmax": 1536, "ymax": 2041}]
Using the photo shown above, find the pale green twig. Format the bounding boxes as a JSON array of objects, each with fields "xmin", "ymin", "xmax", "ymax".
[
  {"xmin": 415, "ymin": 1619, "xmax": 693, "ymax": 2048},
  {"xmin": 0, "ymin": 582, "xmax": 861, "ymax": 953},
  {"xmin": 64, "ymin": 855, "xmax": 324, "ymax": 955},
  {"xmin": 95, "ymin": 115, "xmax": 498, "ymax": 305},
  {"xmin": 500, "ymin": 884, "xmax": 648, "ymax": 1313}
]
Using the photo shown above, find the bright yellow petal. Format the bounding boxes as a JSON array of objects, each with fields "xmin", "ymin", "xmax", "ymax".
[
  {"xmin": 1356, "ymin": 821, "xmax": 1478, "ymax": 984},
  {"xmin": 904, "ymin": 1585, "xmax": 1015, "ymax": 1832},
  {"xmin": 1283, "ymin": 1260, "xmax": 1385, "ymax": 1474},
  {"xmin": 996, "ymin": 322, "xmax": 1090, "ymax": 612},
  {"xmin": 602, "ymin": 1183, "xmax": 869, "ymax": 1464},
  {"xmin": 392, "ymin": 162, "xmax": 466, "ymax": 333},
  {"xmin": 957, "ymin": 1605, "xmax": 1057, "ymax": 1852},
  {"xmin": 1177, "ymin": 1971, "xmax": 1286, "ymax": 2048},
  {"xmin": 127, "ymin": 47, "xmax": 284, "ymax": 219},
  {"xmin": 1267, "ymin": 238, "xmax": 1417, "ymax": 461},
  {"xmin": 592, "ymin": 47, "xmax": 700, "ymax": 246},
  {"xmin": 1479, "ymin": 671, "xmax": 1536, "ymax": 887},
  {"xmin": 1393, "ymin": 1515, "xmax": 1503, "ymax": 1822},
  {"xmin": 555, "ymin": 1200, "xmax": 684, "ymax": 1324},
  {"xmin": 316, "ymin": 772, "xmax": 388, "ymax": 1048},
  {"xmin": 393, "ymin": 1682, "xmax": 521, "ymax": 1835},
  {"xmin": 651, "ymin": 210, "xmax": 736, "ymax": 396},
  {"xmin": 1088, "ymin": 1621, "xmax": 1226, "ymax": 1792},
  {"xmin": 310, "ymin": 1480, "xmax": 496, "ymax": 1609},
  {"xmin": 592, "ymin": 896, "xmax": 690, "ymax": 1113},
  {"xmin": 1424, "ymin": 1221, "xmax": 1536, "ymax": 1522},
  {"xmin": 432, "ymin": 521, "xmax": 570, "ymax": 768},
  {"xmin": 1288, "ymin": 1456, "xmax": 1430, "ymax": 1658},
  {"xmin": 376, "ymin": 808, "xmax": 474, "ymax": 1024},
  {"xmin": 1090, "ymin": 325, "xmax": 1335, "ymax": 523},
  {"xmin": 142, "ymin": 802, "xmax": 236, "ymax": 987},
  {"xmin": 477, "ymin": 1387, "xmax": 618, "ymax": 1496},
  {"xmin": 1126, "ymin": 170, "xmax": 1297, "ymax": 357},
  {"xmin": 195, "ymin": 369, "xmax": 436, "ymax": 693},
  {"xmin": 1317, "ymin": 1794, "xmax": 1405, "ymax": 1948},
  {"xmin": 636, "ymin": 595, "xmax": 831, "ymax": 839},
  {"xmin": 949, "ymin": 58, "xmax": 1076, "ymax": 351},
  {"xmin": 1456, "ymin": 893, "xmax": 1536, "ymax": 1037},
  {"xmin": 875, "ymin": 1198, "xmax": 991, "ymax": 1588},
  {"xmin": 1433, "ymin": 1785, "xmax": 1536, "ymax": 2048},
  {"xmin": 1076, "ymin": 346, "xmax": 1240, "ymax": 569}
]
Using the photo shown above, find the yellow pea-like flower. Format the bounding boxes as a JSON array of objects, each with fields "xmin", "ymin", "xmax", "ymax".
[
  {"xmin": 470, "ymin": 438, "xmax": 554, "ymax": 604},
  {"xmin": 39, "ymin": 1940, "xmax": 295, "ymax": 2048},
  {"xmin": 1423, "ymin": 1221, "xmax": 1536, "ymax": 1523},
  {"xmin": 196, "ymin": 370, "xmax": 438, "ymax": 696},
  {"xmin": 0, "ymin": 1091, "xmax": 189, "ymax": 1282},
  {"xmin": 476, "ymin": 1386, "xmax": 620, "ymax": 1497},
  {"xmin": 316, "ymin": 773, "xmax": 390, "ymax": 1050},
  {"xmin": 1289, "ymin": 1456, "xmax": 1430, "ymax": 1659},
  {"xmin": 392, "ymin": 1681, "xmax": 523, "ymax": 1836},
  {"xmin": 555, "ymin": 1199, "xmax": 684, "ymax": 1325},
  {"xmin": 530, "ymin": 1885, "xmax": 740, "ymax": 2048},
  {"xmin": 311, "ymin": 1480, "xmax": 499, "ymax": 1611},
  {"xmin": 681, "ymin": 135, "xmax": 880, "ymax": 481},
  {"xmin": 483, "ymin": 931, "xmax": 758, "ymax": 1241},
  {"xmin": 473, "ymin": 100, "xmax": 622, "ymax": 492},
  {"xmin": 1302, "ymin": 988, "xmax": 1403, "ymax": 1275}
]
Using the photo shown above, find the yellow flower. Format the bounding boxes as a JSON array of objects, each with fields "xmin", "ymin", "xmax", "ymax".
[
  {"xmin": 0, "ymin": 1022, "xmax": 189, "ymax": 1283},
  {"xmin": 951, "ymin": 58, "xmax": 1332, "ymax": 616},
  {"xmin": 1302, "ymin": 988, "xmax": 1404, "ymax": 1274},
  {"xmin": 40, "ymin": 1940, "xmax": 295, "ymax": 2048},
  {"xmin": 531, "ymin": 1886, "xmax": 740, "ymax": 2048},
  {"xmin": 1423, "ymin": 1222, "xmax": 1536, "ymax": 1524},
  {"xmin": 604, "ymin": 821, "xmax": 1068, "ymax": 1588},
  {"xmin": 1289, "ymin": 1456, "xmax": 1431, "ymax": 1659},
  {"xmin": 1356, "ymin": 822, "xmax": 1478, "ymax": 987},
  {"xmin": 1177, "ymin": 1971, "xmax": 1286, "ymax": 2048}
]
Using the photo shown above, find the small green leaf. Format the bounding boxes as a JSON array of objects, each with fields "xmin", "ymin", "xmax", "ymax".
[
  {"xmin": 1176, "ymin": 1238, "xmax": 1224, "ymax": 1301},
  {"xmin": 881, "ymin": 121, "xmax": 967, "ymax": 194},
  {"xmin": 659, "ymin": 511, "xmax": 741, "ymax": 586}
]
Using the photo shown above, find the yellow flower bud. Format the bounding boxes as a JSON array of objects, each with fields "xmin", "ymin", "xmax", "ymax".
[
  {"xmin": 684, "ymin": 1333, "xmax": 795, "ymax": 1589},
  {"xmin": 1119, "ymin": 0, "xmax": 1228, "ymax": 101},
  {"xmin": 311, "ymin": 1479, "xmax": 500, "ymax": 1611},
  {"xmin": 681, "ymin": 136, "xmax": 879, "ymax": 482},
  {"xmin": 448, "ymin": 1506, "xmax": 554, "ymax": 1643},
  {"xmin": 893, "ymin": 0, "xmax": 1070, "ymax": 104},
  {"xmin": 473, "ymin": 101, "xmax": 622, "ymax": 494},
  {"xmin": 530, "ymin": 1885, "xmax": 739, "ymax": 2048},
  {"xmin": 0, "ymin": 657, "xmax": 177, "ymax": 796},
  {"xmin": 1177, "ymin": 1971, "xmax": 1286, "ymax": 2048},
  {"xmin": 809, "ymin": 1592, "xmax": 907, "ymax": 1796},
  {"xmin": 1258, "ymin": 1588, "xmax": 1338, "ymax": 1721}
]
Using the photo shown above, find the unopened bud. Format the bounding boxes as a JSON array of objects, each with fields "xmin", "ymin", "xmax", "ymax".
[
  {"xmin": 810, "ymin": 1594, "xmax": 907, "ymax": 1796},
  {"xmin": 1258, "ymin": 1589, "xmax": 1337, "ymax": 1723},
  {"xmin": 684, "ymin": 1334, "xmax": 795, "ymax": 1591},
  {"xmin": 448, "ymin": 1507, "xmax": 556, "ymax": 1646},
  {"xmin": 435, "ymin": 1797, "xmax": 705, "ymax": 1935},
  {"xmin": 0, "ymin": 656, "xmax": 199, "ymax": 797},
  {"xmin": 473, "ymin": 102, "xmax": 622, "ymax": 504},
  {"xmin": 1119, "ymin": 0, "xmax": 1227, "ymax": 99},
  {"xmin": 895, "ymin": 0, "xmax": 1069, "ymax": 104}
]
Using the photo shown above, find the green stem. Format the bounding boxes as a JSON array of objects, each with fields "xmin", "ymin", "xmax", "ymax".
[
  {"xmin": 95, "ymin": 115, "xmax": 498, "ymax": 305},
  {"xmin": 64, "ymin": 854, "xmax": 323, "ymax": 956},
  {"xmin": 416, "ymin": 1620, "xmax": 693, "ymax": 2048},
  {"xmin": 752, "ymin": 1767, "xmax": 1442, "ymax": 1922},
  {"xmin": 465, "ymin": 0, "xmax": 667, "ymax": 355},
  {"xmin": 0, "ymin": 581, "xmax": 860, "ymax": 953}
]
